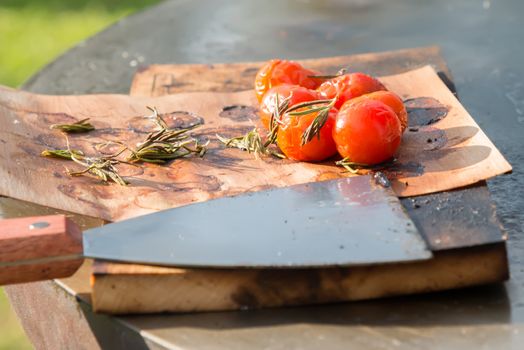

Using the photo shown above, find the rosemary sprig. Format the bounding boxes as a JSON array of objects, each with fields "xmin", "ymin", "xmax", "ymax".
[
  {"xmin": 286, "ymin": 97, "xmax": 336, "ymax": 146},
  {"xmin": 217, "ymin": 128, "xmax": 264, "ymax": 158},
  {"xmin": 217, "ymin": 128, "xmax": 285, "ymax": 159},
  {"xmin": 335, "ymin": 158, "xmax": 368, "ymax": 174},
  {"xmin": 41, "ymin": 149, "xmax": 84, "ymax": 160},
  {"xmin": 42, "ymin": 106, "xmax": 206, "ymax": 185},
  {"xmin": 68, "ymin": 153, "xmax": 128, "ymax": 186},
  {"xmin": 264, "ymin": 94, "xmax": 290, "ymax": 147},
  {"xmin": 42, "ymin": 143, "xmax": 128, "ymax": 185},
  {"xmin": 285, "ymin": 98, "xmax": 335, "ymax": 114},
  {"xmin": 127, "ymin": 106, "xmax": 207, "ymax": 164},
  {"xmin": 42, "ymin": 132, "xmax": 131, "ymax": 185},
  {"xmin": 335, "ymin": 157, "xmax": 395, "ymax": 174},
  {"xmin": 50, "ymin": 118, "xmax": 95, "ymax": 133}
]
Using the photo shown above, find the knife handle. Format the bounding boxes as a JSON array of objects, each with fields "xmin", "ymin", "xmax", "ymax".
[{"xmin": 0, "ymin": 215, "xmax": 84, "ymax": 285}]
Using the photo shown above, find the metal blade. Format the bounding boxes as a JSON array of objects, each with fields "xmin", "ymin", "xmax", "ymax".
[{"xmin": 83, "ymin": 175, "xmax": 431, "ymax": 268}]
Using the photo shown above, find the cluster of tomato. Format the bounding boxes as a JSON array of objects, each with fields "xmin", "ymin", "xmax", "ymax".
[{"xmin": 254, "ymin": 59, "xmax": 407, "ymax": 165}]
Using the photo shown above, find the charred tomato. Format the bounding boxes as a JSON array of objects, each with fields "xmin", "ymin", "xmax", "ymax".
[
  {"xmin": 333, "ymin": 99, "xmax": 401, "ymax": 165},
  {"xmin": 317, "ymin": 73, "xmax": 387, "ymax": 109},
  {"xmin": 255, "ymin": 59, "xmax": 323, "ymax": 103}
]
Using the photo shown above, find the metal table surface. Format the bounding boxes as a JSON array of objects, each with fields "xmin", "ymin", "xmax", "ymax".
[{"xmin": 4, "ymin": 0, "xmax": 524, "ymax": 349}]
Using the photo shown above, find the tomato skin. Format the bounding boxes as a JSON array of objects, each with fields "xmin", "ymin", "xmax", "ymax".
[
  {"xmin": 345, "ymin": 91, "xmax": 408, "ymax": 133},
  {"xmin": 333, "ymin": 100, "xmax": 401, "ymax": 165},
  {"xmin": 317, "ymin": 73, "xmax": 387, "ymax": 109},
  {"xmin": 259, "ymin": 85, "xmax": 320, "ymax": 130},
  {"xmin": 277, "ymin": 108, "xmax": 338, "ymax": 162},
  {"xmin": 255, "ymin": 59, "xmax": 322, "ymax": 102}
]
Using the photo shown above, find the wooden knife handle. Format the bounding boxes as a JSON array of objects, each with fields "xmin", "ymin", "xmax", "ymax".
[{"xmin": 0, "ymin": 215, "xmax": 84, "ymax": 285}]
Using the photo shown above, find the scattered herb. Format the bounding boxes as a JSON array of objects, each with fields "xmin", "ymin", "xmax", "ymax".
[
  {"xmin": 67, "ymin": 152, "xmax": 129, "ymax": 186},
  {"xmin": 50, "ymin": 118, "xmax": 95, "ymax": 133},
  {"xmin": 41, "ymin": 149, "xmax": 84, "ymax": 160},
  {"xmin": 42, "ymin": 136, "xmax": 130, "ymax": 185},
  {"xmin": 127, "ymin": 106, "xmax": 207, "ymax": 164},
  {"xmin": 42, "ymin": 106, "xmax": 206, "ymax": 185},
  {"xmin": 217, "ymin": 128, "xmax": 285, "ymax": 159},
  {"xmin": 335, "ymin": 157, "xmax": 395, "ymax": 174},
  {"xmin": 218, "ymin": 97, "xmax": 338, "ymax": 159}
]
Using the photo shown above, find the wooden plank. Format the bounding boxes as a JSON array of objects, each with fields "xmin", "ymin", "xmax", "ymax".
[
  {"xmin": 91, "ymin": 244, "xmax": 507, "ymax": 314},
  {"xmin": 130, "ymin": 46, "xmax": 457, "ymax": 96}
]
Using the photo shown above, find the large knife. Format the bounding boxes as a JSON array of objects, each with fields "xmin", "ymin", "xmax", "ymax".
[{"xmin": 0, "ymin": 175, "xmax": 431, "ymax": 285}]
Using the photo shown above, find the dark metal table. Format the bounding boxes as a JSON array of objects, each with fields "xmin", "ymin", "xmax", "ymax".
[{"xmin": 4, "ymin": 0, "xmax": 524, "ymax": 348}]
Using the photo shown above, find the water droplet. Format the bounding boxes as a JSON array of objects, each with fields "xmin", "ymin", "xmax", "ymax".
[{"xmin": 129, "ymin": 60, "xmax": 138, "ymax": 67}]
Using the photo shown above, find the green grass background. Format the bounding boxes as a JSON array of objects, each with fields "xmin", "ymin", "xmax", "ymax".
[{"xmin": 0, "ymin": 1, "xmax": 160, "ymax": 348}]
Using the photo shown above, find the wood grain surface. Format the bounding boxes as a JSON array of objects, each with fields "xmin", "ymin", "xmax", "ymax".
[
  {"xmin": 130, "ymin": 46, "xmax": 457, "ymax": 96},
  {"xmin": 0, "ymin": 66, "xmax": 511, "ymax": 221}
]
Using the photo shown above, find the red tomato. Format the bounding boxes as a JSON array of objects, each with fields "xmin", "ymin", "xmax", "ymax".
[
  {"xmin": 277, "ymin": 107, "xmax": 338, "ymax": 162},
  {"xmin": 254, "ymin": 59, "xmax": 322, "ymax": 103},
  {"xmin": 317, "ymin": 73, "xmax": 387, "ymax": 109},
  {"xmin": 346, "ymin": 91, "xmax": 408, "ymax": 133},
  {"xmin": 259, "ymin": 84, "xmax": 320, "ymax": 130},
  {"xmin": 333, "ymin": 100, "xmax": 401, "ymax": 165}
]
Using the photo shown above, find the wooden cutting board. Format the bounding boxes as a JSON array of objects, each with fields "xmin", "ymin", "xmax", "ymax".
[{"xmin": 88, "ymin": 47, "xmax": 509, "ymax": 314}]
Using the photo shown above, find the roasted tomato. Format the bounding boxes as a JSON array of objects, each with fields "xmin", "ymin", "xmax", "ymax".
[
  {"xmin": 333, "ymin": 99, "xmax": 401, "ymax": 165},
  {"xmin": 277, "ymin": 107, "xmax": 338, "ymax": 162},
  {"xmin": 345, "ymin": 91, "xmax": 408, "ymax": 133},
  {"xmin": 254, "ymin": 59, "xmax": 323, "ymax": 102},
  {"xmin": 317, "ymin": 73, "xmax": 387, "ymax": 109},
  {"xmin": 259, "ymin": 84, "xmax": 320, "ymax": 130}
]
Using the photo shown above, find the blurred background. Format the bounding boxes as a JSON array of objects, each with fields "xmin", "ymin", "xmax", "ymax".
[{"xmin": 0, "ymin": 1, "xmax": 160, "ymax": 348}]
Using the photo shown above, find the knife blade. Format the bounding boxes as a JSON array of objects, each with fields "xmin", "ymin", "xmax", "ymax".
[{"xmin": 0, "ymin": 175, "xmax": 431, "ymax": 285}]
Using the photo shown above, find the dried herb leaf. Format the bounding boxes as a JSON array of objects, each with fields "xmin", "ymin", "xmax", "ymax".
[
  {"xmin": 127, "ymin": 106, "xmax": 207, "ymax": 164},
  {"xmin": 335, "ymin": 157, "xmax": 395, "ymax": 174},
  {"xmin": 68, "ymin": 153, "xmax": 128, "ymax": 186},
  {"xmin": 218, "ymin": 128, "xmax": 285, "ymax": 159},
  {"xmin": 41, "ymin": 149, "xmax": 84, "ymax": 160},
  {"xmin": 42, "ymin": 106, "xmax": 206, "ymax": 185},
  {"xmin": 50, "ymin": 118, "xmax": 95, "ymax": 133}
]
